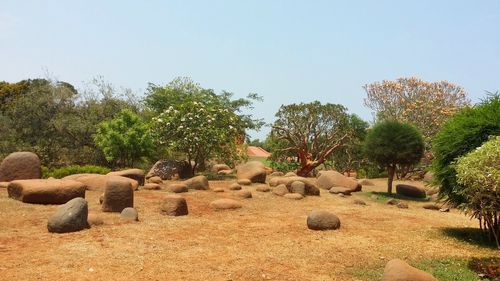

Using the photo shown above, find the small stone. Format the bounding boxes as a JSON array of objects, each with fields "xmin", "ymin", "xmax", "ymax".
[
  {"xmin": 160, "ymin": 195, "xmax": 188, "ymax": 216},
  {"xmin": 439, "ymin": 208, "xmax": 450, "ymax": 212},
  {"xmin": 169, "ymin": 183, "xmax": 188, "ymax": 193},
  {"xmin": 353, "ymin": 199, "xmax": 366, "ymax": 205},
  {"xmin": 397, "ymin": 202, "xmax": 409, "ymax": 209},
  {"xmin": 284, "ymin": 193, "xmax": 304, "ymax": 200},
  {"xmin": 256, "ymin": 185, "xmax": 271, "ymax": 192},
  {"xmin": 87, "ymin": 213, "xmax": 104, "ymax": 226},
  {"xmin": 148, "ymin": 176, "xmax": 162, "ymax": 184},
  {"xmin": 229, "ymin": 183, "xmax": 242, "ymax": 190},
  {"xmin": 142, "ymin": 183, "xmax": 161, "ymax": 190},
  {"xmin": 422, "ymin": 204, "xmax": 440, "ymax": 210},
  {"xmin": 272, "ymin": 184, "xmax": 289, "ymax": 196},
  {"xmin": 213, "ymin": 188, "xmax": 224, "ymax": 192},
  {"xmin": 237, "ymin": 179, "xmax": 252, "ymax": 186},
  {"xmin": 387, "ymin": 199, "xmax": 399, "ymax": 205},
  {"xmin": 210, "ymin": 199, "xmax": 242, "ymax": 210},
  {"xmin": 329, "ymin": 186, "xmax": 352, "ymax": 195},
  {"xmin": 235, "ymin": 190, "xmax": 252, "ymax": 199},
  {"xmin": 120, "ymin": 207, "xmax": 139, "ymax": 221}
]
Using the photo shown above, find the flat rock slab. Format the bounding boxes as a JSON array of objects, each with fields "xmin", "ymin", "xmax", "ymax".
[
  {"xmin": 63, "ymin": 174, "xmax": 139, "ymax": 191},
  {"xmin": 47, "ymin": 197, "xmax": 89, "ymax": 233},
  {"xmin": 382, "ymin": 259, "xmax": 437, "ymax": 281},
  {"xmin": 210, "ymin": 199, "xmax": 242, "ymax": 210},
  {"xmin": 307, "ymin": 210, "xmax": 341, "ymax": 230},
  {"xmin": 107, "ymin": 169, "xmax": 145, "ymax": 186},
  {"xmin": 8, "ymin": 179, "xmax": 86, "ymax": 204}
]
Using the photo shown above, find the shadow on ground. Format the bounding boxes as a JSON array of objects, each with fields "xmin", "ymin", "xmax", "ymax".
[
  {"xmin": 366, "ymin": 191, "xmax": 430, "ymax": 202},
  {"xmin": 441, "ymin": 227, "xmax": 498, "ymax": 249}
]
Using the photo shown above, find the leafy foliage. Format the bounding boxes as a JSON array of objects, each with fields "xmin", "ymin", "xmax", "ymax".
[
  {"xmin": 363, "ymin": 120, "xmax": 424, "ymax": 193},
  {"xmin": 455, "ymin": 136, "xmax": 500, "ymax": 248},
  {"xmin": 148, "ymin": 77, "xmax": 262, "ymax": 172},
  {"xmin": 94, "ymin": 109, "xmax": 154, "ymax": 167},
  {"xmin": 432, "ymin": 94, "xmax": 500, "ymax": 206},
  {"xmin": 364, "ymin": 77, "xmax": 469, "ymax": 156},
  {"xmin": 271, "ymin": 101, "xmax": 351, "ymax": 176},
  {"xmin": 42, "ymin": 165, "xmax": 111, "ymax": 179}
]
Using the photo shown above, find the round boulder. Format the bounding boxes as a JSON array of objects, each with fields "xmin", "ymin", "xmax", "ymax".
[
  {"xmin": 382, "ymin": 259, "xmax": 437, "ymax": 281},
  {"xmin": 236, "ymin": 161, "xmax": 267, "ymax": 183},
  {"xmin": 102, "ymin": 177, "xmax": 134, "ymax": 212},
  {"xmin": 120, "ymin": 207, "xmax": 139, "ymax": 221},
  {"xmin": 0, "ymin": 152, "xmax": 41, "ymax": 182},
  {"xmin": 182, "ymin": 175, "xmax": 209, "ymax": 190},
  {"xmin": 168, "ymin": 183, "xmax": 188, "ymax": 193},
  {"xmin": 316, "ymin": 170, "xmax": 361, "ymax": 192},
  {"xmin": 210, "ymin": 199, "xmax": 242, "ymax": 210},
  {"xmin": 396, "ymin": 184, "xmax": 426, "ymax": 198},
  {"xmin": 272, "ymin": 184, "xmax": 289, "ymax": 196},
  {"xmin": 290, "ymin": 181, "xmax": 306, "ymax": 196},
  {"xmin": 160, "ymin": 195, "xmax": 188, "ymax": 216},
  {"xmin": 47, "ymin": 197, "xmax": 89, "ymax": 233},
  {"xmin": 307, "ymin": 210, "xmax": 341, "ymax": 230}
]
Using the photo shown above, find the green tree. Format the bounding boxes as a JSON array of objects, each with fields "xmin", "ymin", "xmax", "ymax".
[
  {"xmin": 271, "ymin": 101, "xmax": 351, "ymax": 177},
  {"xmin": 455, "ymin": 136, "xmax": 500, "ymax": 248},
  {"xmin": 94, "ymin": 109, "xmax": 154, "ymax": 167},
  {"xmin": 432, "ymin": 94, "xmax": 500, "ymax": 207},
  {"xmin": 363, "ymin": 120, "xmax": 424, "ymax": 194},
  {"xmin": 328, "ymin": 114, "xmax": 369, "ymax": 175}
]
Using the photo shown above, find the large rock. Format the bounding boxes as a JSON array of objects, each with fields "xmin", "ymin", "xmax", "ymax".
[
  {"xmin": 236, "ymin": 161, "xmax": 267, "ymax": 183},
  {"xmin": 182, "ymin": 175, "xmax": 209, "ymax": 190},
  {"xmin": 8, "ymin": 179, "xmax": 86, "ymax": 204},
  {"xmin": 290, "ymin": 181, "xmax": 306, "ymax": 196},
  {"xmin": 102, "ymin": 177, "xmax": 134, "ymax": 212},
  {"xmin": 107, "ymin": 169, "xmax": 145, "ymax": 186},
  {"xmin": 63, "ymin": 174, "xmax": 139, "ymax": 191},
  {"xmin": 146, "ymin": 159, "xmax": 193, "ymax": 180},
  {"xmin": 0, "ymin": 152, "xmax": 41, "ymax": 182},
  {"xmin": 47, "ymin": 197, "xmax": 89, "ymax": 233},
  {"xmin": 307, "ymin": 210, "xmax": 341, "ymax": 230},
  {"xmin": 382, "ymin": 259, "xmax": 437, "ymax": 281},
  {"xmin": 396, "ymin": 184, "xmax": 426, "ymax": 198},
  {"xmin": 268, "ymin": 176, "xmax": 319, "ymax": 196},
  {"xmin": 160, "ymin": 195, "xmax": 188, "ymax": 216},
  {"xmin": 210, "ymin": 199, "xmax": 242, "ymax": 210},
  {"xmin": 316, "ymin": 171, "xmax": 361, "ymax": 192}
]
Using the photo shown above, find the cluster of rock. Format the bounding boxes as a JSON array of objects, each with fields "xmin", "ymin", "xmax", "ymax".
[{"xmin": 317, "ymin": 170, "xmax": 362, "ymax": 195}]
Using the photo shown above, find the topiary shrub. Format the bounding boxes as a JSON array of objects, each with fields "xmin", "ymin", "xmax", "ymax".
[
  {"xmin": 432, "ymin": 94, "xmax": 500, "ymax": 207},
  {"xmin": 363, "ymin": 120, "xmax": 424, "ymax": 194},
  {"xmin": 43, "ymin": 165, "xmax": 111, "ymax": 179},
  {"xmin": 455, "ymin": 136, "xmax": 500, "ymax": 248}
]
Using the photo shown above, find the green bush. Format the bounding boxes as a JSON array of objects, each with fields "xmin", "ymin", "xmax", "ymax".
[
  {"xmin": 43, "ymin": 165, "xmax": 111, "ymax": 179},
  {"xmin": 269, "ymin": 160, "xmax": 300, "ymax": 173},
  {"xmin": 356, "ymin": 163, "xmax": 388, "ymax": 179},
  {"xmin": 455, "ymin": 136, "xmax": 500, "ymax": 248},
  {"xmin": 432, "ymin": 94, "xmax": 500, "ymax": 206},
  {"xmin": 363, "ymin": 120, "xmax": 424, "ymax": 193}
]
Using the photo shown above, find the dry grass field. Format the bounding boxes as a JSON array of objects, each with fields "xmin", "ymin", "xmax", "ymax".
[{"xmin": 0, "ymin": 178, "xmax": 497, "ymax": 281}]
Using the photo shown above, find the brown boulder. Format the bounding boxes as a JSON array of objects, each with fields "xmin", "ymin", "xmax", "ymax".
[
  {"xmin": 235, "ymin": 190, "xmax": 252, "ymax": 199},
  {"xmin": 146, "ymin": 159, "xmax": 193, "ymax": 180},
  {"xmin": 307, "ymin": 210, "xmax": 341, "ymax": 230},
  {"xmin": 107, "ymin": 169, "xmax": 145, "ymax": 186},
  {"xmin": 317, "ymin": 170, "xmax": 361, "ymax": 192},
  {"xmin": 211, "ymin": 164, "xmax": 231, "ymax": 173},
  {"xmin": 268, "ymin": 176, "xmax": 319, "ymax": 196},
  {"xmin": 0, "ymin": 152, "xmax": 41, "ymax": 182},
  {"xmin": 168, "ymin": 183, "xmax": 188, "ymax": 193},
  {"xmin": 272, "ymin": 184, "xmax": 289, "ymax": 196},
  {"xmin": 422, "ymin": 204, "xmax": 440, "ymax": 210},
  {"xmin": 237, "ymin": 179, "xmax": 252, "ymax": 186},
  {"xmin": 210, "ymin": 199, "xmax": 242, "ymax": 210},
  {"xmin": 236, "ymin": 161, "xmax": 267, "ymax": 183},
  {"xmin": 382, "ymin": 259, "xmax": 437, "ymax": 281},
  {"xmin": 102, "ymin": 177, "xmax": 134, "ymax": 212},
  {"xmin": 160, "ymin": 195, "xmax": 188, "ymax": 216},
  {"xmin": 329, "ymin": 186, "xmax": 352, "ymax": 195},
  {"xmin": 284, "ymin": 193, "xmax": 304, "ymax": 200},
  {"xmin": 396, "ymin": 184, "xmax": 426, "ymax": 198},
  {"xmin": 182, "ymin": 175, "xmax": 209, "ymax": 190},
  {"xmin": 8, "ymin": 179, "xmax": 86, "ymax": 204},
  {"xmin": 229, "ymin": 183, "xmax": 242, "ymax": 190},
  {"xmin": 290, "ymin": 181, "xmax": 306, "ymax": 196},
  {"xmin": 256, "ymin": 185, "xmax": 271, "ymax": 192},
  {"xmin": 63, "ymin": 174, "xmax": 139, "ymax": 191}
]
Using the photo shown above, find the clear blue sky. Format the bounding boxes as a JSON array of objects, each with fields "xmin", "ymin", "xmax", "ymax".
[{"xmin": 1, "ymin": 1, "xmax": 499, "ymax": 139}]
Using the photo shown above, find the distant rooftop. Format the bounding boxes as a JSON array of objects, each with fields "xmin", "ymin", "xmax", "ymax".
[{"xmin": 247, "ymin": 146, "xmax": 271, "ymax": 158}]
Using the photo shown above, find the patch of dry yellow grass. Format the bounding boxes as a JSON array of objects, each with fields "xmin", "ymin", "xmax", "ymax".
[{"xmin": 0, "ymin": 178, "xmax": 496, "ymax": 280}]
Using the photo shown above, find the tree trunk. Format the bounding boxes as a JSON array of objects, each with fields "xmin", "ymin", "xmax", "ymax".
[
  {"xmin": 387, "ymin": 165, "xmax": 396, "ymax": 194},
  {"xmin": 297, "ymin": 164, "xmax": 316, "ymax": 177}
]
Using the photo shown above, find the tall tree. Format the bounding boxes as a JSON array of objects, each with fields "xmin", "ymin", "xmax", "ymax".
[{"xmin": 271, "ymin": 101, "xmax": 351, "ymax": 177}]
